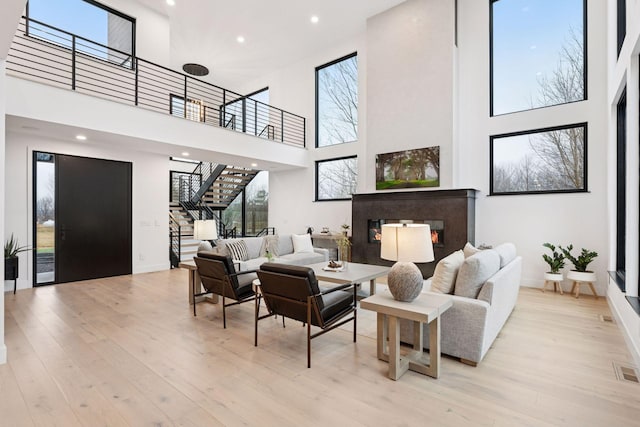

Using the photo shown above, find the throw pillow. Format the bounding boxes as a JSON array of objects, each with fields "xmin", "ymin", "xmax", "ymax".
[
  {"xmin": 493, "ymin": 242, "xmax": 516, "ymax": 268},
  {"xmin": 260, "ymin": 235, "xmax": 280, "ymax": 257},
  {"xmin": 430, "ymin": 250, "xmax": 465, "ymax": 294},
  {"xmin": 226, "ymin": 240, "xmax": 249, "ymax": 261},
  {"xmin": 214, "ymin": 241, "xmax": 230, "ymax": 257},
  {"xmin": 454, "ymin": 249, "xmax": 500, "ymax": 299},
  {"xmin": 463, "ymin": 242, "xmax": 480, "ymax": 258},
  {"xmin": 292, "ymin": 233, "xmax": 314, "ymax": 253}
]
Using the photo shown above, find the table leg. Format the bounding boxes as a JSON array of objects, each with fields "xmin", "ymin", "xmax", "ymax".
[
  {"xmin": 428, "ymin": 316, "xmax": 441, "ymax": 378},
  {"xmin": 388, "ymin": 316, "xmax": 400, "ymax": 380},
  {"xmin": 376, "ymin": 313, "xmax": 387, "ymax": 361},
  {"xmin": 188, "ymin": 270, "xmax": 218, "ymax": 305},
  {"xmin": 369, "ymin": 279, "xmax": 376, "ymax": 296}
]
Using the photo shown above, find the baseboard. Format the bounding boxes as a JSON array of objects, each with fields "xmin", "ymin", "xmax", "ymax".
[
  {"xmin": 133, "ymin": 263, "xmax": 170, "ymax": 274},
  {"xmin": 607, "ymin": 284, "xmax": 640, "ymax": 370},
  {"xmin": 3, "ymin": 278, "xmax": 30, "ymax": 293},
  {"xmin": 0, "ymin": 343, "xmax": 7, "ymax": 364}
]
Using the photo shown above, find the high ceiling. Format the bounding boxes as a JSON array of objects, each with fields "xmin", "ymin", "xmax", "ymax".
[{"xmin": 135, "ymin": 0, "xmax": 406, "ymax": 91}]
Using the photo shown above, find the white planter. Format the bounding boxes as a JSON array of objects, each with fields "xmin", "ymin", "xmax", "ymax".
[
  {"xmin": 567, "ymin": 270, "xmax": 596, "ymax": 282},
  {"xmin": 544, "ymin": 272, "xmax": 563, "ymax": 282}
]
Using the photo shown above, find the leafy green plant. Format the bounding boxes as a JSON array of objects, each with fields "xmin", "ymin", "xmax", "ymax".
[
  {"xmin": 559, "ymin": 244, "xmax": 598, "ymax": 272},
  {"xmin": 542, "ymin": 243, "xmax": 565, "ymax": 274},
  {"xmin": 4, "ymin": 233, "xmax": 30, "ymax": 259}
]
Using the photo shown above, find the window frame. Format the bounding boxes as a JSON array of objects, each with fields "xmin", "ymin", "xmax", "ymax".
[
  {"xmin": 315, "ymin": 155, "xmax": 358, "ymax": 202},
  {"xmin": 617, "ymin": 0, "xmax": 626, "ymax": 57},
  {"xmin": 616, "ymin": 88, "xmax": 627, "ymax": 287},
  {"xmin": 489, "ymin": 122, "xmax": 589, "ymax": 196},
  {"xmin": 26, "ymin": 0, "xmax": 136, "ymax": 68},
  {"xmin": 315, "ymin": 52, "xmax": 358, "ymax": 148},
  {"xmin": 489, "ymin": 0, "xmax": 588, "ymax": 117}
]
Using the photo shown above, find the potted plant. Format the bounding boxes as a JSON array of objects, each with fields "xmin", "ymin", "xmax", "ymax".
[
  {"xmin": 542, "ymin": 243, "xmax": 565, "ymax": 282},
  {"xmin": 333, "ymin": 233, "xmax": 352, "ymax": 264},
  {"xmin": 560, "ymin": 244, "xmax": 598, "ymax": 282},
  {"xmin": 5, "ymin": 233, "xmax": 30, "ymax": 294},
  {"xmin": 341, "ymin": 223, "xmax": 350, "ymax": 236}
]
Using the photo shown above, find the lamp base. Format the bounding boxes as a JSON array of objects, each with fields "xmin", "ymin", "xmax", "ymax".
[{"xmin": 387, "ymin": 262, "xmax": 424, "ymax": 302}]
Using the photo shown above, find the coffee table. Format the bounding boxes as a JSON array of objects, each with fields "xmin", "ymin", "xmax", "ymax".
[
  {"xmin": 360, "ymin": 292, "xmax": 453, "ymax": 380},
  {"xmin": 306, "ymin": 262, "xmax": 390, "ymax": 296}
]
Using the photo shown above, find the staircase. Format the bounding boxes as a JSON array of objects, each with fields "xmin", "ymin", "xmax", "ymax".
[
  {"xmin": 169, "ymin": 202, "xmax": 200, "ymax": 266},
  {"xmin": 169, "ymin": 162, "xmax": 260, "ymax": 265}
]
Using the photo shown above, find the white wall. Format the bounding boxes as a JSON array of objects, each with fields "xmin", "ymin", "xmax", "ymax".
[
  {"xmin": 1, "ymin": 60, "xmax": 7, "ymax": 364},
  {"xmin": 366, "ymin": 0, "xmax": 455, "ymax": 191},
  {"xmin": 606, "ymin": 0, "xmax": 640, "ymax": 367},
  {"xmin": 457, "ymin": 0, "xmax": 609, "ymax": 294},
  {"xmin": 4, "ymin": 131, "xmax": 170, "ymax": 292}
]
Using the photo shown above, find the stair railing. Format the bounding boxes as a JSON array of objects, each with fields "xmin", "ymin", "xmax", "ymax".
[
  {"xmin": 169, "ymin": 212, "xmax": 182, "ymax": 268},
  {"xmin": 256, "ymin": 227, "xmax": 276, "ymax": 237}
]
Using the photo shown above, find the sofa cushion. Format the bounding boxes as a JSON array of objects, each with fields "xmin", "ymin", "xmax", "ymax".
[
  {"xmin": 454, "ymin": 249, "xmax": 501, "ymax": 299},
  {"xmin": 226, "ymin": 240, "xmax": 249, "ymax": 261},
  {"xmin": 493, "ymin": 243, "xmax": 516, "ymax": 268},
  {"xmin": 292, "ymin": 233, "xmax": 314, "ymax": 253},
  {"xmin": 279, "ymin": 251, "xmax": 326, "ymax": 266},
  {"xmin": 260, "ymin": 235, "xmax": 280, "ymax": 257},
  {"xmin": 431, "ymin": 250, "xmax": 464, "ymax": 294},
  {"xmin": 463, "ymin": 242, "xmax": 479, "ymax": 258},
  {"xmin": 278, "ymin": 234, "xmax": 294, "ymax": 255}
]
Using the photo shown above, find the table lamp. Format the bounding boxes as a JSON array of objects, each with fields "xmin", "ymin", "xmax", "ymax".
[
  {"xmin": 194, "ymin": 219, "xmax": 218, "ymax": 253},
  {"xmin": 381, "ymin": 223, "xmax": 434, "ymax": 301}
]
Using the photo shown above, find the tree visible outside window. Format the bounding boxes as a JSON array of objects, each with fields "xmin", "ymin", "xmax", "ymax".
[
  {"xmin": 316, "ymin": 53, "xmax": 358, "ymax": 147},
  {"xmin": 491, "ymin": 123, "xmax": 586, "ymax": 194},
  {"xmin": 491, "ymin": 0, "xmax": 585, "ymax": 115},
  {"xmin": 316, "ymin": 157, "xmax": 358, "ymax": 201}
]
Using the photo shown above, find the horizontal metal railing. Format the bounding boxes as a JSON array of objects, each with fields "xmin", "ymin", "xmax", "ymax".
[{"xmin": 6, "ymin": 16, "xmax": 306, "ymax": 147}]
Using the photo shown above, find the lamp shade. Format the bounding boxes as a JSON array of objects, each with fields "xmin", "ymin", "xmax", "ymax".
[
  {"xmin": 380, "ymin": 223, "xmax": 434, "ymax": 263},
  {"xmin": 194, "ymin": 220, "xmax": 218, "ymax": 241}
]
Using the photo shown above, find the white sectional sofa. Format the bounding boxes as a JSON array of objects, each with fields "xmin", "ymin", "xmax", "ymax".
[
  {"xmin": 213, "ymin": 234, "xmax": 329, "ymax": 271},
  {"xmin": 399, "ymin": 243, "xmax": 522, "ymax": 365}
]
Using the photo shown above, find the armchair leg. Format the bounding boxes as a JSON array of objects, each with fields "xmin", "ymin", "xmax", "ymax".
[
  {"xmin": 307, "ymin": 320, "xmax": 311, "ymax": 368},
  {"xmin": 353, "ymin": 309, "xmax": 357, "ymax": 343},
  {"xmin": 193, "ymin": 289, "xmax": 197, "ymax": 317},
  {"xmin": 254, "ymin": 295, "xmax": 260, "ymax": 346},
  {"xmin": 223, "ymin": 295, "xmax": 227, "ymax": 329}
]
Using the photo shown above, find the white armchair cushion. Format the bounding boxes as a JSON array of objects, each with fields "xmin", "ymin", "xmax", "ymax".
[
  {"xmin": 431, "ymin": 249, "xmax": 464, "ymax": 294},
  {"xmin": 454, "ymin": 249, "xmax": 500, "ymax": 299}
]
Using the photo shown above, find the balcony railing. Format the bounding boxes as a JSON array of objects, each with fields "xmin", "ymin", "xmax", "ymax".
[{"xmin": 6, "ymin": 17, "xmax": 306, "ymax": 147}]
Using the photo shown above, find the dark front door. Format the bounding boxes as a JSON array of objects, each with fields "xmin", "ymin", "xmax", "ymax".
[{"xmin": 56, "ymin": 154, "xmax": 132, "ymax": 283}]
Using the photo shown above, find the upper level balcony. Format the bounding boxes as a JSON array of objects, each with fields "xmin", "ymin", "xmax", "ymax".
[{"xmin": 5, "ymin": 16, "xmax": 306, "ymax": 149}]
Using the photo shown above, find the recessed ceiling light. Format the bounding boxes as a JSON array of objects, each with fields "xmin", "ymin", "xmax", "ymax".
[
  {"xmin": 251, "ymin": 163, "xmax": 258, "ymax": 167},
  {"xmin": 237, "ymin": 36, "xmax": 245, "ymax": 43},
  {"xmin": 76, "ymin": 134, "xmax": 87, "ymax": 141},
  {"xmin": 310, "ymin": 15, "xmax": 319, "ymax": 24},
  {"xmin": 181, "ymin": 152, "xmax": 189, "ymax": 156},
  {"xmin": 166, "ymin": 0, "xmax": 175, "ymax": 6}
]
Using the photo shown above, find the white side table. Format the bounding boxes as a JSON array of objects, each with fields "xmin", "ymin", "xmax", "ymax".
[{"xmin": 360, "ymin": 292, "xmax": 453, "ymax": 380}]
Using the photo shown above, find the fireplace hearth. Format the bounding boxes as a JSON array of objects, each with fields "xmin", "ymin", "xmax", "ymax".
[{"xmin": 352, "ymin": 189, "xmax": 477, "ymax": 278}]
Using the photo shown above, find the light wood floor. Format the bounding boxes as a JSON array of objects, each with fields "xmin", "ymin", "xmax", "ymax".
[{"xmin": 2, "ymin": 269, "xmax": 639, "ymax": 426}]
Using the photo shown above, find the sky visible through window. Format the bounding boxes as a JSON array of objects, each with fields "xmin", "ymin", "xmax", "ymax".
[
  {"xmin": 492, "ymin": 0, "xmax": 584, "ymax": 116},
  {"xmin": 317, "ymin": 55, "xmax": 358, "ymax": 147},
  {"xmin": 29, "ymin": 0, "xmax": 108, "ymax": 46}
]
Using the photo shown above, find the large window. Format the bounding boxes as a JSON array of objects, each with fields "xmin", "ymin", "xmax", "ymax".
[
  {"xmin": 490, "ymin": 123, "xmax": 587, "ymax": 195},
  {"xmin": 490, "ymin": 0, "xmax": 586, "ymax": 115},
  {"xmin": 316, "ymin": 157, "xmax": 358, "ymax": 201},
  {"xmin": 316, "ymin": 53, "xmax": 358, "ymax": 147},
  {"xmin": 27, "ymin": 0, "xmax": 135, "ymax": 67},
  {"xmin": 616, "ymin": 89, "xmax": 627, "ymax": 285}
]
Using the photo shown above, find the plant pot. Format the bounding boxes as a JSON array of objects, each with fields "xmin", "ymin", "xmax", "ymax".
[
  {"xmin": 567, "ymin": 270, "xmax": 596, "ymax": 282},
  {"xmin": 544, "ymin": 272, "xmax": 563, "ymax": 282},
  {"xmin": 4, "ymin": 256, "xmax": 18, "ymax": 280}
]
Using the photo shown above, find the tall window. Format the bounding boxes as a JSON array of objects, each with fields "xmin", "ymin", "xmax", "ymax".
[
  {"xmin": 27, "ymin": 0, "xmax": 135, "ymax": 67},
  {"xmin": 616, "ymin": 89, "xmax": 627, "ymax": 285},
  {"xmin": 490, "ymin": 0, "xmax": 586, "ymax": 115},
  {"xmin": 316, "ymin": 53, "xmax": 358, "ymax": 147},
  {"xmin": 617, "ymin": 0, "xmax": 626, "ymax": 56},
  {"xmin": 222, "ymin": 171, "xmax": 269, "ymax": 237},
  {"xmin": 34, "ymin": 152, "xmax": 56, "ymax": 285},
  {"xmin": 490, "ymin": 123, "xmax": 587, "ymax": 195},
  {"xmin": 316, "ymin": 157, "xmax": 358, "ymax": 201}
]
